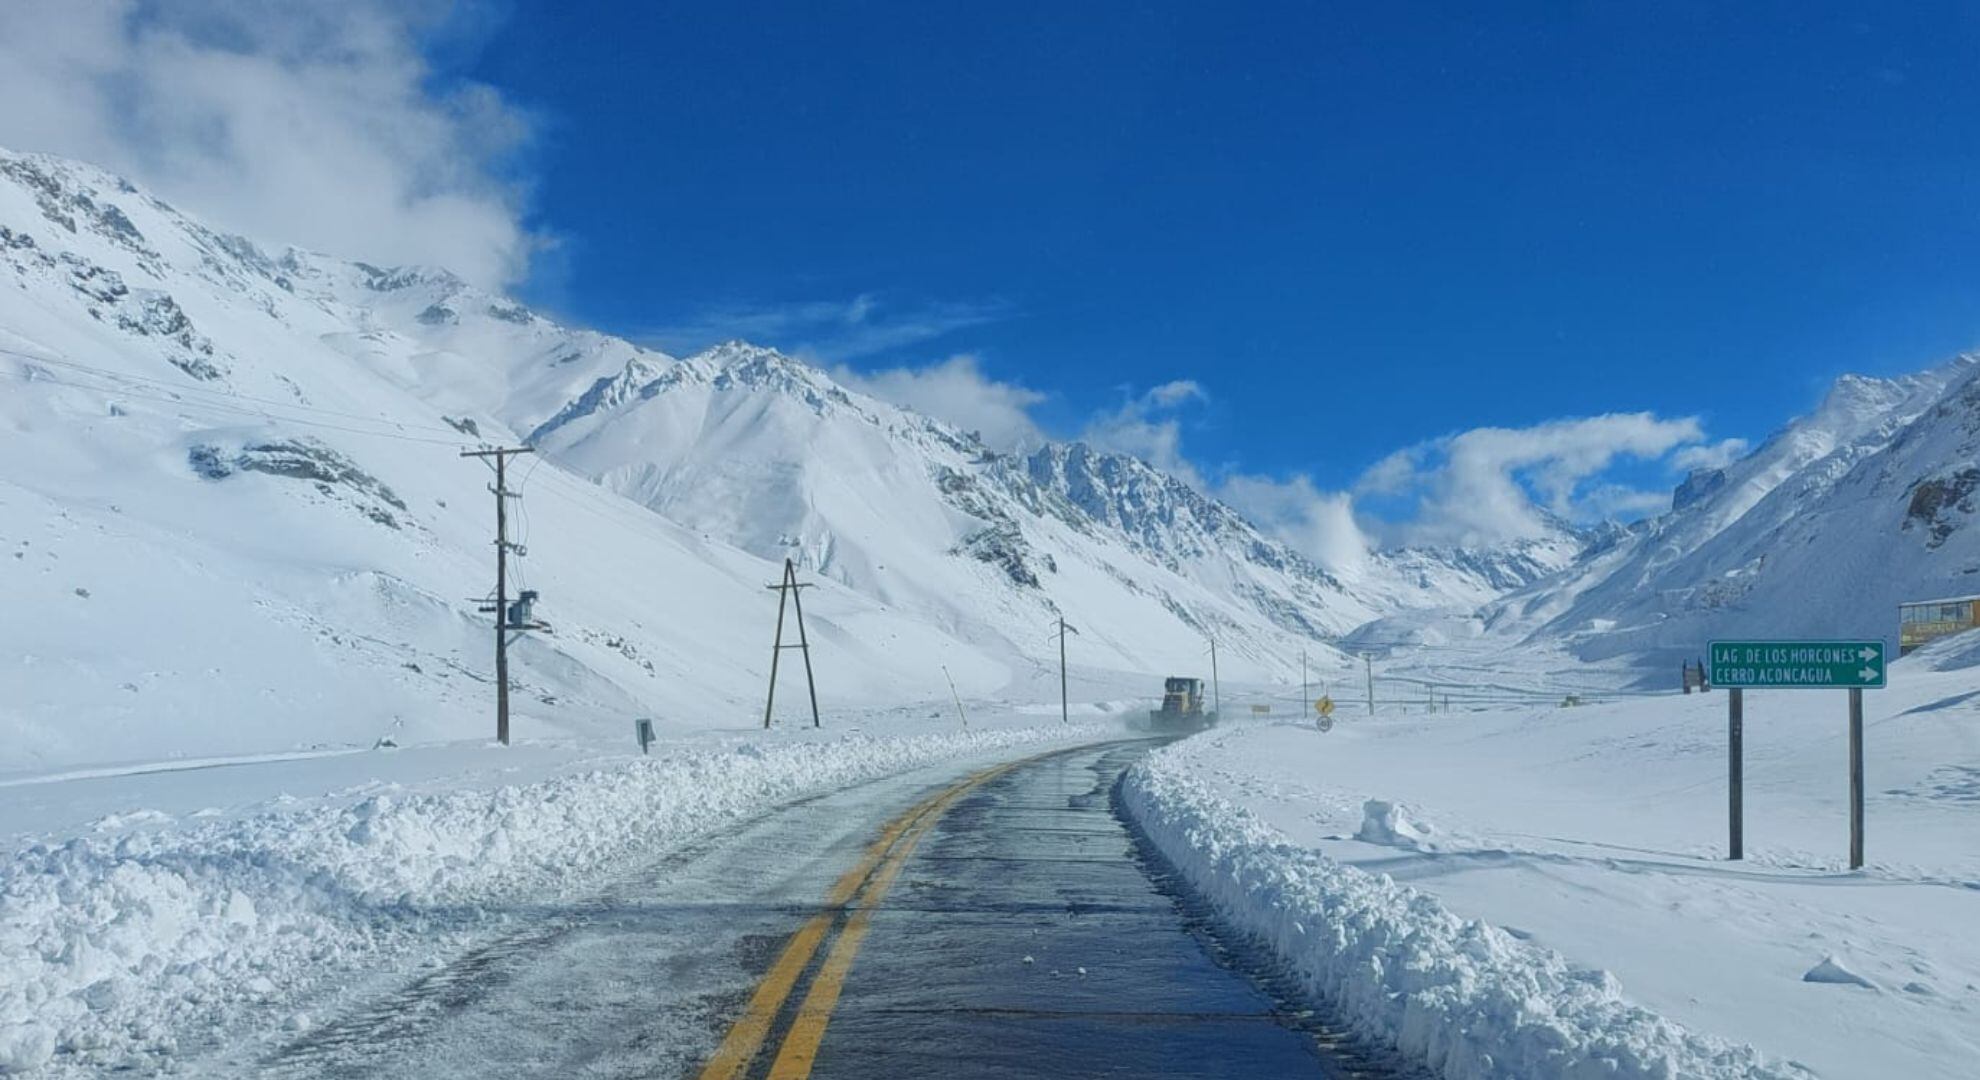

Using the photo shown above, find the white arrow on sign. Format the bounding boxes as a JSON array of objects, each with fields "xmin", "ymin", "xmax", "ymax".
[
  {"xmin": 1857, "ymin": 646, "xmax": 1878, "ymax": 662},
  {"xmin": 1859, "ymin": 667, "xmax": 1877, "ymax": 680}
]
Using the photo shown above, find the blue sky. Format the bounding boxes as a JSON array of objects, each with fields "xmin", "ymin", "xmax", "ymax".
[
  {"xmin": 462, "ymin": 2, "xmax": 1980, "ymax": 537},
  {"xmin": 6, "ymin": 2, "xmax": 1979, "ymax": 553}
]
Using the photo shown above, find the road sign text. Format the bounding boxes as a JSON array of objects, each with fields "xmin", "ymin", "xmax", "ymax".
[{"xmin": 1709, "ymin": 640, "xmax": 1885, "ymax": 689}]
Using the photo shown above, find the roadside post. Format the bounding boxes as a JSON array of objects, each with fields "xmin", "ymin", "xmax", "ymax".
[
  {"xmin": 634, "ymin": 718, "xmax": 655, "ymax": 755},
  {"xmin": 1709, "ymin": 640, "xmax": 1885, "ymax": 868},
  {"xmin": 1849, "ymin": 686, "xmax": 1864, "ymax": 868},
  {"xmin": 1728, "ymin": 688, "xmax": 1742, "ymax": 860}
]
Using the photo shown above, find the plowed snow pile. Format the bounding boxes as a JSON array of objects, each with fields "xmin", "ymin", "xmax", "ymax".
[
  {"xmin": 1123, "ymin": 759, "xmax": 1812, "ymax": 1080},
  {"xmin": 0, "ymin": 723, "xmax": 1106, "ymax": 1073},
  {"xmin": 1120, "ymin": 648, "xmax": 1980, "ymax": 1079}
]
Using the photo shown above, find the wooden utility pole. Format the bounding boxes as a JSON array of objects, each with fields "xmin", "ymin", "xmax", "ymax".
[
  {"xmin": 1208, "ymin": 635, "xmax": 1221, "ymax": 719},
  {"xmin": 461, "ymin": 445, "xmax": 534, "ymax": 746},
  {"xmin": 1364, "ymin": 652, "xmax": 1376, "ymax": 718},
  {"xmin": 942, "ymin": 665, "xmax": 968, "ymax": 728},
  {"xmin": 763, "ymin": 558, "xmax": 820, "ymax": 728},
  {"xmin": 1057, "ymin": 617, "xmax": 1078, "ymax": 724}
]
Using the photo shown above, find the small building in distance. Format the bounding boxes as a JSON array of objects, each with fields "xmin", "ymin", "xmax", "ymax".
[{"xmin": 1898, "ymin": 593, "xmax": 1980, "ymax": 655}]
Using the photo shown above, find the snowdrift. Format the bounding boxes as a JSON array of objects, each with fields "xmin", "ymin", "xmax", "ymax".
[
  {"xmin": 1119, "ymin": 747, "xmax": 1813, "ymax": 1080},
  {"xmin": 0, "ymin": 723, "xmax": 1107, "ymax": 1073}
]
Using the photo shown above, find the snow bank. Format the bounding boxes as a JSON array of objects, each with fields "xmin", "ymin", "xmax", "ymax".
[
  {"xmin": 1801, "ymin": 957, "xmax": 1875, "ymax": 990},
  {"xmin": 1119, "ymin": 746, "xmax": 1814, "ymax": 1080},
  {"xmin": 1354, "ymin": 798, "xmax": 1436, "ymax": 850},
  {"xmin": 1903, "ymin": 628, "xmax": 1980, "ymax": 672},
  {"xmin": 0, "ymin": 724, "xmax": 1106, "ymax": 1073}
]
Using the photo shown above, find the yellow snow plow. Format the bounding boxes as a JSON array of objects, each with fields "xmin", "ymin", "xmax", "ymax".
[{"xmin": 1140, "ymin": 676, "xmax": 1217, "ymax": 733}]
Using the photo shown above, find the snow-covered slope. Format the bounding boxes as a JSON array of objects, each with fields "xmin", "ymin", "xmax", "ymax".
[
  {"xmin": 1491, "ymin": 357, "xmax": 1980, "ymax": 675},
  {"xmin": 7, "ymin": 146, "xmax": 1472, "ymax": 771},
  {"xmin": 524, "ymin": 341, "xmax": 1389, "ymax": 682},
  {"xmin": 11, "ymin": 138, "xmax": 1974, "ymax": 769},
  {"xmin": 0, "ymin": 148, "xmax": 998, "ymax": 770},
  {"xmin": 1125, "ymin": 650, "xmax": 1980, "ymax": 1079},
  {"xmin": 520, "ymin": 334, "xmax": 1596, "ymax": 687}
]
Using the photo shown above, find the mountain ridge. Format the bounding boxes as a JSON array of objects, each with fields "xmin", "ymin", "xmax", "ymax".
[{"xmin": 6, "ymin": 140, "xmax": 1975, "ymax": 769}]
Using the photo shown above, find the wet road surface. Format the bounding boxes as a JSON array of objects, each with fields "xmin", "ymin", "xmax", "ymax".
[
  {"xmin": 227, "ymin": 740, "xmax": 1408, "ymax": 1078},
  {"xmin": 776, "ymin": 742, "xmax": 1400, "ymax": 1079}
]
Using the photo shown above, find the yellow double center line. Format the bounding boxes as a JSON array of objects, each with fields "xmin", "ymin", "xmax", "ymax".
[{"xmin": 695, "ymin": 755, "xmax": 1033, "ymax": 1080}]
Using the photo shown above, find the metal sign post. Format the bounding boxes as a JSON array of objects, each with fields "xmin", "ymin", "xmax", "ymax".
[
  {"xmin": 1849, "ymin": 687, "xmax": 1865, "ymax": 869},
  {"xmin": 1709, "ymin": 640, "xmax": 1885, "ymax": 869},
  {"xmin": 1728, "ymin": 688, "xmax": 1743, "ymax": 860}
]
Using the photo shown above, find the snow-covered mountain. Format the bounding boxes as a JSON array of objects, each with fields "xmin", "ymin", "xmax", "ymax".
[
  {"xmin": 1377, "ymin": 523, "xmax": 1596, "ymax": 601},
  {"xmin": 521, "ymin": 341, "xmax": 1382, "ymax": 676},
  {"xmin": 0, "ymin": 149, "xmax": 1007, "ymax": 769},
  {"xmin": 10, "ymin": 140, "xmax": 1973, "ymax": 769},
  {"xmin": 9, "ymin": 145, "xmax": 1495, "ymax": 770},
  {"xmin": 1490, "ymin": 356, "xmax": 1980, "ymax": 677},
  {"xmin": 517, "ymin": 332, "xmax": 1610, "ymax": 678}
]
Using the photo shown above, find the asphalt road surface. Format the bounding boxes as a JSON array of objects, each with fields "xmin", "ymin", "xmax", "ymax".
[{"xmin": 228, "ymin": 740, "xmax": 1408, "ymax": 1079}]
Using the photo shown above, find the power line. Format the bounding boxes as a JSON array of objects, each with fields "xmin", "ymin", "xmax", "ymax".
[
  {"xmin": 527, "ymin": 467, "xmax": 678, "ymax": 539},
  {"xmin": 2, "ymin": 347, "xmax": 472, "ymax": 438},
  {"xmin": 11, "ymin": 367, "xmax": 472, "ymax": 447},
  {"xmin": 510, "ymin": 452, "xmax": 545, "ymax": 593},
  {"xmin": 8, "ymin": 345, "xmax": 1659, "ymax": 714}
]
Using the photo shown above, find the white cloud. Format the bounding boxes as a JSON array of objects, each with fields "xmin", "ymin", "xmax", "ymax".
[
  {"xmin": 1216, "ymin": 473, "xmax": 1371, "ymax": 573},
  {"xmin": 1578, "ymin": 483, "xmax": 1680, "ymax": 521},
  {"xmin": 1671, "ymin": 437, "xmax": 1750, "ymax": 472},
  {"xmin": 1360, "ymin": 412, "xmax": 1708, "ymax": 547},
  {"xmin": 832, "ymin": 362, "xmax": 1213, "ymax": 471},
  {"xmin": 832, "ymin": 354, "xmax": 1047, "ymax": 450},
  {"xmin": 1080, "ymin": 381, "xmax": 1210, "ymax": 482},
  {"xmin": 826, "ymin": 352, "xmax": 1728, "ymax": 561},
  {"xmin": 1356, "ymin": 447, "xmax": 1422, "ymax": 497},
  {"xmin": 1145, "ymin": 380, "xmax": 1207, "ymax": 408},
  {"xmin": 0, "ymin": 0, "xmax": 536, "ymax": 288},
  {"xmin": 645, "ymin": 294, "xmax": 1011, "ymax": 362}
]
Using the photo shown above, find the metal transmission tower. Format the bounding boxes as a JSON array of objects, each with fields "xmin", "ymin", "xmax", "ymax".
[
  {"xmin": 763, "ymin": 557, "xmax": 820, "ymax": 728},
  {"xmin": 461, "ymin": 445, "xmax": 538, "ymax": 745}
]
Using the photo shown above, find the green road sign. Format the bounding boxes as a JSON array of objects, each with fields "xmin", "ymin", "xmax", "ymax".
[{"xmin": 1708, "ymin": 640, "xmax": 1887, "ymax": 689}]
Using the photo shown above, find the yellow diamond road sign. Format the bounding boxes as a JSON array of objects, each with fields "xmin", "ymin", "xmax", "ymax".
[{"xmin": 1315, "ymin": 696, "xmax": 1334, "ymax": 717}]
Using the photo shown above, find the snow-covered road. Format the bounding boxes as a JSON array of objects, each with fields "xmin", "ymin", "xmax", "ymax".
[
  {"xmin": 1, "ymin": 720, "xmax": 1125, "ymax": 1074},
  {"xmin": 11, "ymin": 672, "xmax": 1971, "ymax": 1078},
  {"xmin": 167, "ymin": 740, "xmax": 1404, "ymax": 1079},
  {"xmin": 200, "ymin": 745, "xmax": 1003, "ymax": 1077}
]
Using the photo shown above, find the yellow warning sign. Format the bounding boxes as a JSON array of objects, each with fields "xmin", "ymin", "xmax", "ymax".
[{"xmin": 1315, "ymin": 696, "xmax": 1334, "ymax": 717}]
